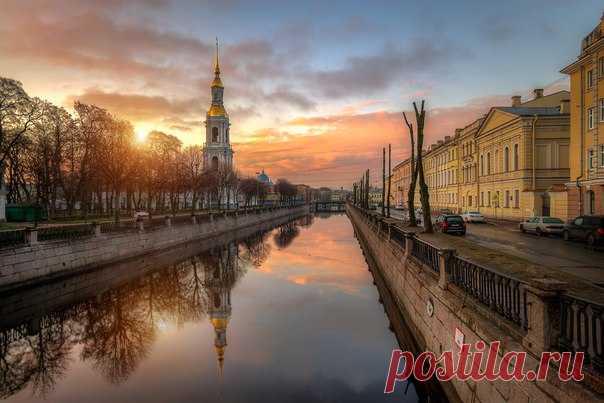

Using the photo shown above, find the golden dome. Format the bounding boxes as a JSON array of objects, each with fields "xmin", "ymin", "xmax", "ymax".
[
  {"xmin": 211, "ymin": 317, "xmax": 229, "ymax": 329},
  {"xmin": 211, "ymin": 76, "xmax": 224, "ymax": 88},
  {"xmin": 208, "ymin": 104, "xmax": 227, "ymax": 117}
]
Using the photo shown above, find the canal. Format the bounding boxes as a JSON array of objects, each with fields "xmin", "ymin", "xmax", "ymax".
[{"xmin": 0, "ymin": 214, "xmax": 426, "ymax": 402}]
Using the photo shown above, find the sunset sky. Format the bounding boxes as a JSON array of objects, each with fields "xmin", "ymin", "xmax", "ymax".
[{"xmin": 0, "ymin": 0, "xmax": 600, "ymax": 187}]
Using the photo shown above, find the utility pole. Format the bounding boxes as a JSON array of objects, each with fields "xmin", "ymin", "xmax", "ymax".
[
  {"xmin": 387, "ymin": 144, "xmax": 392, "ymax": 218},
  {"xmin": 382, "ymin": 147, "xmax": 386, "ymax": 217}
]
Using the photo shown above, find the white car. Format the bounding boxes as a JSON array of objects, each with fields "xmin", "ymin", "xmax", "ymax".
[
  {"xmin": 133, "ymin": 211, "xmax": 149, "ymax": 219},
  {"xmin": 462, "ymin": 211, "xmax": 486, "ymax": 223},
  {"xmin": 519, "ymin": 216, "xmax": 565, "ymax": 236}
]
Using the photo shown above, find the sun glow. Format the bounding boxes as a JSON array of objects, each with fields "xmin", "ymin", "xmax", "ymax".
[{"xmin": 135, "ymin": 129, "xmax": 147, "ymax": 142}]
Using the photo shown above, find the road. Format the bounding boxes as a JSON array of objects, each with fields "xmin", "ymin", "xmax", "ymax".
[{"xmin": 387, "ymin": 209, "xmax": 604, "ymax": 284}]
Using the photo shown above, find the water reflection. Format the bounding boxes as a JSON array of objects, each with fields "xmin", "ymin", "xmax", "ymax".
[{"xmin": 0, "ymin": 214, "xmax": 425, "ymax": 402}]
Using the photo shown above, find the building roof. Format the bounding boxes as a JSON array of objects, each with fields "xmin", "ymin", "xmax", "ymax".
[
  {"xmin": 496, "ymin": 106, "xmax": 561, "ymax": 116},
  {"xmin": 257, "ymin": 170, "xmax": 273, "ymax": 185}
]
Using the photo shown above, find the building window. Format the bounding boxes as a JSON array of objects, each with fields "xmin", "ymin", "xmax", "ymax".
[
  {"xmin": 487, "ymin": 191, "xmax": 491, "ymax": 207},
  {"xmin": 487, "ymin": 152, "xmax": 491, "ymax": 175},
  {"xmin": 600, "ymin": 57, "xmax": 604, "ymax": 76},
  {"xmin": 514, "ymin": 190, "xmax": 519, "ymax": 208},
  {"xmin": 495, "ymin": 150, "xmax": 499, "ymax": 173},
  {"xmin": 589, "ymin": 149, "xmax": 595, "ymax": 169},
  {"xmin": 588, "ymin": 108, "xmax": 595, "ymax": 130},
  {"xmin": 480, "ymin": 192, "xmax": 484, "ymax": 206},
  {"xmin": 601, "ymin": 145, "xmax": 604, "ymax": 167},
  {"xmin": 505, "ymin": 190, "xmax": 510, "ymax": 208},
  {"xmin": 212, "ymin": 127, "xmax": 219, "ymax": 142},
  {"xmin": 504, "ymin": 146, "xmax": 510, "ymax": 172},
  {"xmin": 587, "ymin": 69, "xmax": 594, "ymax": 89},
  {"xmin": 588, "ymin": 191, "xmax": 595, "ymax": 215},
  {"xmin": 480, "ymin": 155, "xmax": 484, "ymax": 176},
  {"xmin": 469, "ymin": 195, "xmax": 472, "ymax": 207},
  {"xmin": 600, "ymin": 99, "xmax": 604, "ymax": 122},
  {"xmin": 513, "ymin": 144, "xmax": 519, "ymax": 170},
  {"xmin": 211, "ymin": 156, "xmax": 219, "ymax": 169}
]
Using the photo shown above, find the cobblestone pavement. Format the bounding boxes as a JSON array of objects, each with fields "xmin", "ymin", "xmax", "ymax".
[{"xmin": 387, "ymin": 209, "xmax": 604, "ymax": 284}]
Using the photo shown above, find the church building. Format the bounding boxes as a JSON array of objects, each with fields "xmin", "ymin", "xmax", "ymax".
[{"xmin": 203, "ymin": 40, "xmax": 234, "ymax": 170}]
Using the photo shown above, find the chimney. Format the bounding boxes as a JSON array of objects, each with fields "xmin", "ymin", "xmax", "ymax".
[
  {"xmin": 533, "ymin": 88, "xmax": 544, "ymax": 99},
  {"xmin": 444, "ymin": 135, "xmax": 451, "ymax": 142},
  {"xmin": 437, "ymin": 140, "xmax": 443, "ymax": 146},
  {"xmin": 560, "ymin": 99, "xmax": 570, "ymax": 114},
  {"xmin": 511, "ymin": 96, "xmax": 521, "ymax": 107},
  {"xmin": 455, "ymin": 128, "xmax": 462, "ymax": 137}
]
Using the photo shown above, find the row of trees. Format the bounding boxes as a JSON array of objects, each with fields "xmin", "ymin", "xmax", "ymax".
[{"xmin": 0, "ymin": 77, "xmax": 298, "ymax": 219}]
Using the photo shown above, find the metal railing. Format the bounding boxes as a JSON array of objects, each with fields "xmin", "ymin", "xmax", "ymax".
[
  {"xmin": 0, "ymin": 230, "xmax": 27, "ymax": 248},
  {"xmin": 411, "ymin": 238, "xmax": 440, "ymax": 273},
  {"xmin": 0, "ymin": 204, "xmax": 307, "ymax": 248},
  {"xmin": 559, "ymin": 294, "xmax": 604, "ymax": 370},
  {"xmin": 99, "ymin": 220, "xmax": 138, "ymax": 234},
  {"xmin": 38, "ymin": 224, "xmax": 95, "ymax": 242},
  {"xmin": 390, "ymin": 226, "xmax": 406, "ymax": 250},
  {"xmin": 446, "ymin": 255, "xmax": 528, "ymax": 330}
]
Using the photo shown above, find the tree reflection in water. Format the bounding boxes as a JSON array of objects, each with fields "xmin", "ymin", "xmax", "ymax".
[{"xmin": 0, "ymin": 217, "xmax": 307, "ymax": 399}]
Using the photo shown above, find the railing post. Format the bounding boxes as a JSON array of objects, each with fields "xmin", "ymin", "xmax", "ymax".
[
  {"xmin": 93, "ymin": 222, "xmax": 101, "ymax": 237},
  {"xmin": 191, "ymin": 214, "xmax": 197, "ymax": 225},
  {"xmin": 404, "ymin": 233, "xmax": 414, "ymax": 258},
  {"xmin": 165, "ymin": 215, "xmax": 172, "ymax": 228},
  {"xmin": 521, "ymin": 279, "xmax": 567, "ymax": 354},
  {"xmin": 438, "ymin": 249, "xmax": 454, "ymax": 290},
  {"xmin": 137, "ymin": 218, "xmax": 144, "ymax": 233},
  {"xmin": 25, "ymin": 227, "xmax": 38, "ymax": 245}
]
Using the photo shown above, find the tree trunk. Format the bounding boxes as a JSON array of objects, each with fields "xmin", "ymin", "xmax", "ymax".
[
  {"xmin": 413, "ymin": 101, "xmax": 433, "ymax": 233},
  {"xmin": 403, "ymin": 112, "xmax": 419, "ymax": 227},
  {"xmin": 387, "ymin": 144, "xmax": 392, "ymax": 218}
]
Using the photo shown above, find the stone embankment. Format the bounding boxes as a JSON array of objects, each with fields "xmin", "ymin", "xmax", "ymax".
[
  {"xmin": 347, "ymin": 203, "xmax": 603, "ymax": 403},
  {"xmin": 0, "ymin": 205, "xmax": 309, "ymax": 290}
]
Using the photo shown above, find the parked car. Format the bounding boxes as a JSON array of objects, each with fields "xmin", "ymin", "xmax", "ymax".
[
  {"xmin": 519, "ymin": 216, "xmax": 565, "ymax": 236},
  {"xmin": 563, "ymin": 215, "xmax": 604, "ymax": 247},
  {"xmin": 133, "ymin": 211, "xmax": 149, "ymax": 219},
  {"xmin": 461, "ymin": 211, "xmax": 486, "ymax": 223},
  {"xmin": 435, "ymin": 214, "xmax": 466, "ymax": 235}
]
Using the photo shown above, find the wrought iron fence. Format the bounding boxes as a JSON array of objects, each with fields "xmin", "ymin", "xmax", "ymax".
[
  {"xmin": 99, "ymin": 220, "xmax": 138, "ymax": 234},
  {"xmin": 38, "ymin": 224, "xmax": 95, "ymax": 242},
  {"xmin": 411, "ymin": 238, "xmax": 439, "ymax": 273},
  {"xmin": 446, "ymin": 255, "xmax": 528, "ymax": 330},
  {"xmin": 559, "ymin": 295, "xmax": 604, "ymax": 370},
  {"xmin": 390, "ymin": 226, "xmax": 406, "ymax": 250},
  {"xmin": 171, "ymin": 215, "xmax": 194, "ymax": 225},
  {"xmin": 0, "ymin": 230, "xmax": 27, "ymax": 248}
]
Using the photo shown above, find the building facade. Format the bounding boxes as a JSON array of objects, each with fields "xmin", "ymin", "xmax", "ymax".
[
  {"xmin": 203, "ymin": 41, "xmax": 234, "ymax": 171},
  {"xmin": 390, "ymin": 90, "xmax": 571, "ymax": 221},
  {"xmin": 562, "ymin": 13, "xmax": 604, "ymax": 217}
]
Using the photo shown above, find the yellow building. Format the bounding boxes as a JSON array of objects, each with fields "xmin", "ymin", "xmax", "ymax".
[
  {"xmin": 476, "ymin": 90, "xmax": 570, "ymax": 220},
  {"xmin": 561, "ymin": 13, "xmax": 604, "ymax": 217},
  {"xmin": 391, "ymin": 158, "xmax": 411, "ymax": 209},
  {"xmin": 390, "ymin": 90, "xmax": 570, "ymax": 221}
]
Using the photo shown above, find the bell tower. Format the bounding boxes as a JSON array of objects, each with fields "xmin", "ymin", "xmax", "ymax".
[{"xmin": 203, "ymin": 38, "xmax": 234, "ymax": 170}]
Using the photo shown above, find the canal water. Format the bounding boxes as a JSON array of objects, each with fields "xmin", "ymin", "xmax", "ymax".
[{"xmin": 0, "ymin": 214, "xmax": 423, "ymax": 403}]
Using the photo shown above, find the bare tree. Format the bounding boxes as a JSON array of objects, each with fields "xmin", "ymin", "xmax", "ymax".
[
  {"xmin": 403, "ymin": 111, "xmax": 419, "ymax": 227},
  {"xmin": 413, "ymin": 101, "xmax": 433, "ymax": 233}
]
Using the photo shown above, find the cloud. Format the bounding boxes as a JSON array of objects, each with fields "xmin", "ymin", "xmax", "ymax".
[
  {"xmin": 65, "ymin": 89, "xmax": 199, "ymax": 122},
  {"xmin": 305, "ymin": 40, "xmax": 471, "ymax": 98}
]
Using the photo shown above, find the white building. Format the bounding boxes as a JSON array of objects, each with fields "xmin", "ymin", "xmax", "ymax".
[{"xmin": 203, "ymin": 40, "xmax": 234, "ymax": 170}]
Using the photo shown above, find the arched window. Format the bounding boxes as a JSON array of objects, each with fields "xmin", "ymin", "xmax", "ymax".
[
  {"xmin": 495, "ymin": 150, "xmax": 499, "ymax": 173},
  {"xmin": 211, "ymin": 156, "xmax": 219, "ymax": 170},
  {"xmin": 487, "ymin": 152, "xmax": 491, "ymax": 175},
  {"xmin": 504, "ymin": 146, "xmax": 510, "ymax": 172},
  {"xmin": 212, "ymin": 127, "xmax": 219, "ymax": 142},
  {"xmin": 513, "ymin": 144, "xmax": 519, "ymax": 170}
]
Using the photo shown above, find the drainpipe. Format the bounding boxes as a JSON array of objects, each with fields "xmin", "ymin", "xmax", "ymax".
[
  {"xmin": 532, "ymin": 115, "xmax": 538, "ymax": 191},
  {"xmin": 575, "ymin": 68, "xmax": 585, "ymax": 215}
]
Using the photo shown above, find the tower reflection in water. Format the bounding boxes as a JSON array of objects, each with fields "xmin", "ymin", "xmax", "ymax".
[{"xmin": 0, "ymin": 216, "xmax": 305, "ymax": 400}]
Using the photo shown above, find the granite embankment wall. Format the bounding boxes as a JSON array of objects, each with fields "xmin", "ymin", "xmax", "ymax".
[
  {"xmin": 347, "ymin": 204, "xmax": 603, "ymax": 403},
  {"xmin": 0, "ymin": 205, "xmax": 309, "ymax": 290}
]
